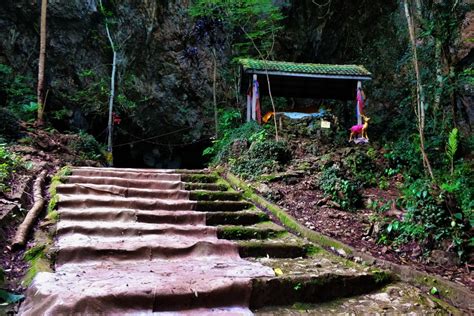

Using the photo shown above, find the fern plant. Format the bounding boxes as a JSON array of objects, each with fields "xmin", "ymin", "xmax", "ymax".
[{"xmin": 446, "ymin": 128, "xmax": 458, "ymax": 175}]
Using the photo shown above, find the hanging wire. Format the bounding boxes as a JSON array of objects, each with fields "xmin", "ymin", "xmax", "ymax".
[{"xmin": 112, "ymin": 125, "xmax": 213, "ymax": 148}]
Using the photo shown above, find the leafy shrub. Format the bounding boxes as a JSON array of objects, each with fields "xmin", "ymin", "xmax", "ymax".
[
  {"xmin": 231, "ymin": 140, "xmax": 291, "ymax": 179},
  {"xmin": 204, "ymin": 119, "xmax": 268, "ymax": 164},
  {"xmin": 69, "ymin": 131, "xmax": 104, "ymax": 161},
  {"xmin": 382, "ymin": 178, "xmax": 471, "ymax": 260},
  {"xmin": 318, "ymin": 165, "xmax": 361, "ymax": 211},
  {"xmin": 0, "ymin": 144, "xmax": 22, "ymax": 193},
  {"xmin": 0, "ymin": 107, "xmax": 20, "ymax": 140},
  {"xmin": 344, "ymin": 149, "xmax": 379, "ymax": 187}
]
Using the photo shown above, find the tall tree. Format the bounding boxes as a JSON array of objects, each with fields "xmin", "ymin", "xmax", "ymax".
[
  {"xmin": 403, "ymin": 0, "xmax": 434, "ymax": 180},
  {"xmin": 99, "ymin": 0, "xmax": 118, "ymax": 167},
  {"xmin": 36, "ymin": 0, "xmax": 47, "ymax": 126}
]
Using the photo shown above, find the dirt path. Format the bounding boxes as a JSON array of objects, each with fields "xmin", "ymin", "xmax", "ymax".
[{"xmin": 19, "ymin": 168, "xmax": 274, "ymax": 315}]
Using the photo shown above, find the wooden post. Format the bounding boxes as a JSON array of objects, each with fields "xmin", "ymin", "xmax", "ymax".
[
  {"xmin": 246, "ymin": 81, "xmax": 251, "ymax": 122},
  {"xmin": 357, "ymin": 81, "xmax": 362, "ymax": 125},
  {"xmin": 251, "ymin": 74, "xmax": 257, "ymax": 121}
]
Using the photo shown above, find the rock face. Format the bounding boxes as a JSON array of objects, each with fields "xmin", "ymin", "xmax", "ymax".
[{"xmin": 0, "ymin": 0, "xmax": 216, "ymax": 145}]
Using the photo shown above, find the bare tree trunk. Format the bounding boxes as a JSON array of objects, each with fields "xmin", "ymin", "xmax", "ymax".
[
  {"xmin": 100, "ymin": 0, "xmax": 117, "ymax": 167},
  {"xmin": 36, "ymin": 0, "xmax": 47, "ymax": 126},
  {"xmin": 212, "ymin": 48, "xmax": 218, "ymax": 138},
  {"xmin": 404, "ymin": 0, "xmax": 434, "ymax": 180}
]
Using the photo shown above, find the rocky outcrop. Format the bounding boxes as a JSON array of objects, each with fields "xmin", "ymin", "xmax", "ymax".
[{"xmin": 0, "ymin": 0, "xmax": 217, "ymax": 149}]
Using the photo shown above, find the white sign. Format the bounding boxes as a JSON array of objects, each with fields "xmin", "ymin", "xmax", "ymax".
[{"xmin": 321, "ymin": 120, "xmax": 331, "ymax": 129}]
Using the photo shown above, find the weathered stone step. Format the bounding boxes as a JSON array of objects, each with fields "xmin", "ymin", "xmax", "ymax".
[
  {"xmin": 181, "ymin": 174, "xmax": 220, "ymax": 183},
  {"xmin": 250, "ymin": 274, "xmax": 391, "ymax": 309},
  {"xmin": 59, "ymin": 208, "xmax": 206, "ymax": 225},
  {"xmin": 238, "ymin": 239, "xmax": 314, "ymax": 258},
  {"xmin": 195, "ymin": 201, "xmax": 253, "ymax": 212},
  {"xmin": 206, "ymin": 210, "xmax": 269, "ymax": 226},
  {"xmin": 56, "ymin": 221, "xmax": 216, "ymax": 238},
  {"xmin": 184, "ymin": 183, "xmax": 229, "ymax": 191},
  {"xmin": 59, "ymin": 208, "xmax": 267, "ymax": 226},
  {"xmin": 68, "ymin": 175, "xmax": 184, "ymax": 190},
  {"xmin": 23, "ymin": 257, "xmax": 272, "ymax": 315},
  {"xmin": 57, "ymin": 184, "xmax": 190, "ymax": 200},
  {"xmin": 252, "ymin": 282, "xmax": 450, "ymax": 314},
  {"xmin": 217, "ymin": 222, "xmax": 287, "ymax": 240},
  {"xmin": 58, "ymin": 196, "xmax": 195, "ymax": 211},
  {"xmin": 56, "ymin": 236, "xmax": 239, "ymax": 265},
  {"xmin": 73, "ymin": 167, "xmax": 209, "ymax": 174},
  {"xmin": 72, "ymin": 168, "xmax": 182, "ymax": 180},
  {"xmin": 190, "ymin": 190, "xmax": 242, "ymax": 201}
]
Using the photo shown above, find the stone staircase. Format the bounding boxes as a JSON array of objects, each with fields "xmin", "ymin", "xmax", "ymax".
[{"xmin": 19, "ymin": 168, "xmax": 447, "ymax": 314}]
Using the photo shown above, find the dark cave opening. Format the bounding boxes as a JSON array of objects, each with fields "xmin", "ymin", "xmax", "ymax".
[{"xmin": 112, "ymin": 139, "xmax": 212, "ymax": 170}]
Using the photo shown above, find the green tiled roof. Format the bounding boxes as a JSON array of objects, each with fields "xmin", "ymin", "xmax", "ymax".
[{"xmin": 239, "ymin": 58, "xmax": 371, "ymax": 77}]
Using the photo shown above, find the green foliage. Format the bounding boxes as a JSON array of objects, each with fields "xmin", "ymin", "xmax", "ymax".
[
  {"xmin": 382, "ymin": 179, "xmax": 471, "ymax": 260},
  {"xmin": 318, "ymin": 165, "xmax": 361, "ymax": 212},
  {"xmin": 69, "ymin": 131, "xmax": 104, "ymax": 161},
  {"xmin": 0, "ymin": 108, "xmax": 20, "ymax": 140},
  {"xmin": 0, "ymin": 144, "xmax": 22, "ymax": 193},
  {"xmin": 203, "ymin": 109, "xmax": 269, "ymax": 164},
  {"xmin": 189, "ymin": 0, "xmax": 285, "ymax": 57},
  {"xmin": 0, "ymin": 63, "xmax": 36, "ymax": 122},
  {"xmin": 231, "ymin": 140, "xmax": 291, "ymax": 179},
  {"xmin": 446, "ymin": 128, "xmax": 458, "ymax": 175},
  {"xmin": 344, "ymin": 149, "xmax": 379, "ymax": 187}
]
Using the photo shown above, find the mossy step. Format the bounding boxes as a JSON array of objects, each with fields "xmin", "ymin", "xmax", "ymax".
[
  {"xmin": 189, "ymin": 191, "xmax": 242, "ymax": 201},
  {"xmin": 238, "ymin": 239, "xmax": 316, "ymax": 258},
  {"xmin": 249, "ymin": 273, "xmax": 392, "ymax": 309},
  {"xmin": 195, "ymin": 201, "xmax": 253, "ymax": 212},
  {"xmin": 217, "ymin": 222, "xmax": 287, "ymax": 240},
  {"xmin": 181, "ymin": 174, "xmax": 219, "ymax": 183},
  {"xmin": 206, "ymin": 210, "xmax": 269, "ymax": 226},
  {"xmin": 184, "ymin": 183, "xmax": 229, "ymax": 191}
]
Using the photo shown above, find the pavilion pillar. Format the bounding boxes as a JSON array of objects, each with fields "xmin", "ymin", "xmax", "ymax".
[
  {"xmin": 251, "ymin": 74, "xmax": 257, "ymax": 121},
  {"xmin": 246, "ymin": 82, "xmax": 252, "ymax": 122},
  {"xmin": 356, "ymin": 81, "xmax": 362, "ymax": 125}
]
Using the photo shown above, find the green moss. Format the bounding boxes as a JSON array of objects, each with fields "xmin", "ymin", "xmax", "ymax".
[
  {"xmin": 24, "ymin": 244, "xmax": 46, "ymax": 262},
  {"xmin": 22, "ymin": 243, "xmax": 52, "ymax": 286},
  {"xmin": 47, "ymin": 166, "xmax": 71, "ymax": 214},
  {"xmin": 305, "ymin": 244, "xmax": 322, "ymax": 257},
  {"xmin": 46, "ymin": 210, "xmax": 59, "ymax": 222},
  {"xmin": 217, "ymin": 222, "xmax": 287, "ymax": 240},
  {"xmin": 181, "ymin": 174, "xmax": 219, "ymax": 183},
  {"xmin": 189, "ymin": 190, "xmax": 242, "ymax": 201},
  {"xmin": 47, "ymin": 194, "xmax": 59, "ymax": 214},
  {"xmin": 372, "ymin": 270, "xmax": 393, "ymax": 285}
]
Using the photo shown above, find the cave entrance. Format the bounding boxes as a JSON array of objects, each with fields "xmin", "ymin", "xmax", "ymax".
[{"xmin": 113, "ymin": 140, "xmax": 211, "ymax": 169}]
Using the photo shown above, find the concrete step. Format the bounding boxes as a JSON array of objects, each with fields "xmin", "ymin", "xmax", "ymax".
[
  {"xmin": 67, "ymin": 175, "xmax": 184, "ymax": 190},
  {"xmin": 55, "ymin": 236, "xmax": 240, "ymax": 265},
  {"xmin": 59, "ymin": 208, "xmax": 206, "ymax": 225},
  {"xmin": 185, "ymin": 183, "xmax": 229, "ymax": 191},
  {"xmin": 206, "ymin": 210, "xmax": 269, "ymax": 226},
  {"xmin": 217, "ymin": 222, "xmax": 287, "ymax": 240},
  {"xmin": 24, "ymin": 258, "xmax": 273, "ymax": 314},
  {"xmin": 56, "ymin": 221, "xmax": 217, "ymax": 238}
]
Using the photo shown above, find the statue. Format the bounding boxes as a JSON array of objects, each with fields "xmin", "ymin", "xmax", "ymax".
[{"xmin": 349, "ymin": 115, "xmax": 370, "ymax": 143}]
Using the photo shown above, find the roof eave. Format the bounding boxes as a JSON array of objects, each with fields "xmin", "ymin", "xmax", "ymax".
[{"xmin": 243, "ymin": 69, "xmax": 372, "ymax": 81}]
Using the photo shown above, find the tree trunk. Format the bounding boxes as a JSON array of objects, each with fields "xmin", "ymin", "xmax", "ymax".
[
  {"xmin": 212, "ymin": 48, "xmax": 218, "ymax": 138},
  {"xmin": 403, "ymin": 0, "xmax": 434, "ymax": 180},
  {"xmin": 36, "ymin": 0, "xmax": 47, "ymax": 126},
  {"xmin": 100, "ymin": 0, "xmax": 117, "ymax": 167}
]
